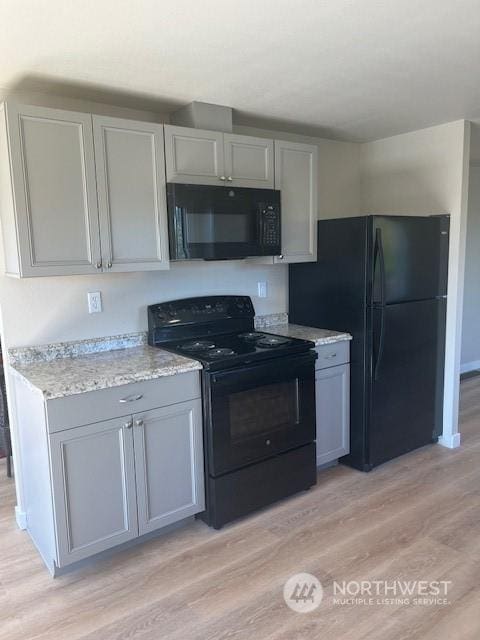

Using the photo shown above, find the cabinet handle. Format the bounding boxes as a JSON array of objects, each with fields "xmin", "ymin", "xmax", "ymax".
[
  {"xmin": 123, "ymin": 420, "xmax": 133, "ymax": 429},
  {"xmin": 95, "ymin": 261, "xmax": 102, "ymax": 269},
  {"xmin": 325, "ymin": 353, "xmax": 337, "ymax": 359},
  {"xmin": 219, "ymin": 175, "xmax": 226, "ymax": 181},
  {"xmin": 134, "ymin": 419, "xmax": 144, "ymax": 427},
  {"xmin": 227, "ymin": 176, "xmax": 233, "ymax": 181},
  {"xmin": 119, "ymin": 394, "xmax": 144, "ymax": 403}
]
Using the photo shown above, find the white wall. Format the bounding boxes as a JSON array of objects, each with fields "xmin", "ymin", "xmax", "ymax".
[
  {"xmin": 461, "ymin": 166, "xmax": 480, "ymax": 370},
  {"xmin": 0, "ymin": 263, "xmax": 288, "ymax": 348},
  {"xmin": 360, "ymin": 120, "xmax": 471, "ymax": 448},
  {"xmin": 461, "ymin": 121, "xmax": 480, "ymax": 371}
]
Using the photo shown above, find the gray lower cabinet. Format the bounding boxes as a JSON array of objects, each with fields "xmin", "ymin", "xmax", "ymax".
[
  {"xmin": 13, "ymin": 372, "xmax": 204, "ymax": 574},
  {"xmin": 49, "ymin": 417, "xmax": 138, "ymax": 567},
  {"xmin": 134, "ymin": 400, "xmax": 204, "ymax": 535},
  {"xmin": 315, "ymin": 344, "xmax": 350, "ymax": 467}
]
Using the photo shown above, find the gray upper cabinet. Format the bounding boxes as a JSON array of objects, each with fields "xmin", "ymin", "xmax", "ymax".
[
  {"xmin": 133, "ymin": 399, "xmax": 205, "ymax": 535},
  {"xmin": 223, "ymin": 134, "xmax": 274, "ymax": 188},
  {"xmin": 49, "ymin": 416, "xmax": 138, "ymax": 567},
  {"xmin": 3, "ymin": 103, "xmax": 102, "ymax": 276},
  {"xmin": 164, "ymin": 125, "xmax": 274, "ymax": 188},
  {"xmin": 164, "ymin": 124, "xmax": 225, "ymax": 185},
  {"xmin": 93, "ymin": 116, "xmax": 169, "ymax": 272},
  {"xmin": 274, "ymin": 140, "xmax": 318, "ymax": 263}
]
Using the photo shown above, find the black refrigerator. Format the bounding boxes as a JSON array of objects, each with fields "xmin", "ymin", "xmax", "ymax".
[{"xmin": 289, "ymin": 215, "xmax": 449, "ymax": 471}]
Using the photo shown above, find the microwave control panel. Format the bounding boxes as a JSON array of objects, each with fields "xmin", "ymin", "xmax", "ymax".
[{"xmin": 261, "ymin": 206, "xmax": 281, "ymax": 246}]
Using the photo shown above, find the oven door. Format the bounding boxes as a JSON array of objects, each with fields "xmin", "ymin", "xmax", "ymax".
[
  {"xmin": 167, "ymin": 183, "xmax": 281, "ymax": 260},
  {"xmin": 205, "ymin": 352, "xmax": 316, "ymax": 476}
]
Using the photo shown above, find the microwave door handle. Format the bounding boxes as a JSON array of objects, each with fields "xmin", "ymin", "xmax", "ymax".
[
  {"xmin": 180, "ymin": 207, "xmax": 188, "ymax": 258},
  {"xmin": 258, "ymin": 208, "xmax": 264, "ymax": 243}
]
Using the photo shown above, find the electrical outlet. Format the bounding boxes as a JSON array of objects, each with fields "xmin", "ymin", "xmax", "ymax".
[
  {"xmin": 257, "ymin": 281, "xmax": 268, "ymax": 298},
  {"xmin": 87, "ymin": 291, "xmax": 102, "ymax": 314}
]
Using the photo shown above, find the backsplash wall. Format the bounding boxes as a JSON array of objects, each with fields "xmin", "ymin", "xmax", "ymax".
[{"xmin": 0, "ymin": 260, "xmax": 288, "ymax": 349}]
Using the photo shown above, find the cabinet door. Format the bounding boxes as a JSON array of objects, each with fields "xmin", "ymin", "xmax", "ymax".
[
  {"xmin": 133, "ymin": 399, "xmax": 205, "ymax": 535},
  {"xmin": 93, "ymin": 116, "xmax": 169, "ymax": 272},
  {"xmin": 5, "ymin": 103, "xmax": 101, "ymax": 276},
  {"xmin": 274, "ymin": 140, "xmax": 318, "ymax": 263},
  {"xmin": 49, "ymin": 417, "xmax": 138, "ymax": 567},
  {"xmin": 223, "ymin": 133, "xmax": 274, "ymax": 188},
  {"xmin": 315, "ymin": 364, "xmax": 350, "ymax": 466},
  {"xmin": 164, "ymin": 124, "xmax": 225, "ymax": 185}
]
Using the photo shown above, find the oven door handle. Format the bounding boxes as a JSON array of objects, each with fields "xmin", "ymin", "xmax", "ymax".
[
  {"xmin": 209, "ymin": 352, "xmax": 316, "ymax": 393},
  {"xmin": 295, "ymin": 377, "xmax": 300, "ymax": 424}
]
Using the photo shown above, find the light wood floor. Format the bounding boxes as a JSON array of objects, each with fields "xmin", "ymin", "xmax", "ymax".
[{"xmin": 1, "ymin": 378, "xmax": 480, "ymax": 640}]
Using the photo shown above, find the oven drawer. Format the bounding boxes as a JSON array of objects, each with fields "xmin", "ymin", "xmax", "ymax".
[
  {"xmin": 46, "ymin": 372, "xmax": 201, "ymax": 433},
  {"xmin": 315, "ymin": 341, "xmax": 350, "ymax": 370}
]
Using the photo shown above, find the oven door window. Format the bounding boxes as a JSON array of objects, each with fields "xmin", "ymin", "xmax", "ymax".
[
  {"xmin": 229, "ymin": 380, "xmax": 299, "ymax": 444},
  {"xmin": 208, "ymin": 354, "xmax": 315, "ymax": 476}
]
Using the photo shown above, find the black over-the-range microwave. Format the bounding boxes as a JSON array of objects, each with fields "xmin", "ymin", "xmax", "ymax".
[{"xmin": 166, "ymin": 183, "xmax": 281, "ymax": 260}]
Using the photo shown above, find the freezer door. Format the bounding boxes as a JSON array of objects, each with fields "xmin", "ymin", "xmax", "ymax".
[
  {"xmin": 372, "ymin": 216, "xmax": 449, "ymax": 304},
  {"xmin": 369, "ymin": 298, "xmax": 445, "ymax": 468}
]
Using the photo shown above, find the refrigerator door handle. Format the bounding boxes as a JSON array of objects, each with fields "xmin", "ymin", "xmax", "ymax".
[{"xmin": 374, "ymin": 228, "xmax": 387, "ymax": 380}]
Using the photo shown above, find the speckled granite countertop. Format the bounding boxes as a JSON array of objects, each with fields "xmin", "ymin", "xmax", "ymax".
[
  {"xmin": 8, "ymin": 316, "xmax": 350, "ymax": 400},
  {"xmin": 11, "ymin": 345, "xmax": 202, "ymax": 400},
  {"xmin": 267, "ymin": 323, "xmax": 352, "ymax": 346}
]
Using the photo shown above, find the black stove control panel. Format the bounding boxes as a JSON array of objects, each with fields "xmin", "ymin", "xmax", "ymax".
[{"xmin": 148, "ymin": 296, "xmax": 255, "ymax": 331}]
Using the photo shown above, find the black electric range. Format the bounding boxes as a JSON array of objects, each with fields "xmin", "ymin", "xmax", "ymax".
[{"xmin": 148, "ymin": 295, "xmax": 317, "ymax": 529}]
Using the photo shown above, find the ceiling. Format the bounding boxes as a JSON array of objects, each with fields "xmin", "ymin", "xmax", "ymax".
[{"xmin": 2, "ymin": 0, "xmax": 480, "ymax": 142}]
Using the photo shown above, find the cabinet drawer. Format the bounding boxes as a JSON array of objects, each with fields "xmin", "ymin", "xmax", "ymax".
[
  {"xmin": 46, "ymin": 372, "xmax": 201, "ymax": 433},
  {"xmin": 315, "ymin": 341, "xmax": 350, "ymax": 370}
]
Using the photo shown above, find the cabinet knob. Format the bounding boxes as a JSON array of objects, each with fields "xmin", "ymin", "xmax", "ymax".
[
  {"xmin": 278, "ymin": 255, "xmax": 284, "ymax": 260},
  {"xmin": 219, "ymin": 175, "xmax": 226, "ymax": 181},
  {"xmin": 134, "ymin": 419, "xmax": 144, "ymax": 428},
  {"xmin": 95, "ymin": 261, "xmax": 102, "ymax": 269},
  {"xmin": 107, "ymin": 261, "xmax": 112, "ymax": 269},
  {"xmin": 227, "ymin": 176, "xmax": 233, "ymax": 181},
  {"xmin": 123, "ymin": 420, "xmax": 133, "ymax": 429}
]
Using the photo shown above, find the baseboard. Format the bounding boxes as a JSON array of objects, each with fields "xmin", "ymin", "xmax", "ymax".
[
  {"xmin": 438, "ymin": 433, "xmax": 461, "ymax": 449},
  {"xmin": 460, "ymin": 360, "xmax": 480, "ymax": 374},
  {"xmin": 15, "ymin": 505, "xmax": 27, "ymax": 530}
]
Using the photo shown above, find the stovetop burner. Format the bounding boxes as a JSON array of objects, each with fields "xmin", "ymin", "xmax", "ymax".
[
  {"xmin": 181, "ymin": 340, "xmax": 216, "ymax": 352},
  {"xmin": 209, "ymin": 347, "xmax": 236, "ymax": 357},
  {"xmin": 256, "ymin": 336, "xmax": 292, "ymax": 348},
  {"xmin": 238, "ymin": 332, "xmax": 265, "ymax": 341}
]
